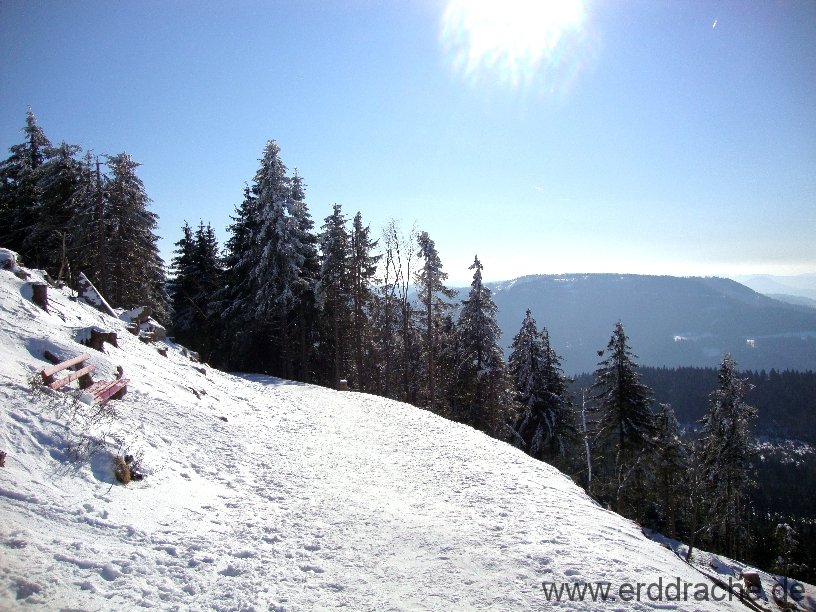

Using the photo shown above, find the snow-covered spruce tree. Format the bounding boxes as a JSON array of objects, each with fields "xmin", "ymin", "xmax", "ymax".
[
  {"xmin": 415, "ymin": 231, "xmax": 456, "ymax": 411},
  {"xmin": 170, "ymin": 222, "xmax": 197, "ymax": 339},
  {"xmin": 317, "ymin": 203, "xmax": 352, "ymax": 387},
  {"xmin": 34, "ymin": 142, "xmax": 85, "ymax": 280},
  {"xmin": 450, "ymin": 256, "xmax": 514, "ymax": 438},
  {"xmin": 221, "ymin": 141, "xmax": 313, "ymax": 376},
  {"xmin": 288, "ymin": 170, "xmax": 320, "ymax": 382},
  {"xmin": 0, "ymin": 111, "xmax": 87, "ymax": 277},
  {"xmin": 66, "ymin": 152, "xmax": 108, "ymax": 291},
  {"xmin": 698, "ymin": 353, "xmax": 757, "ymax": 559},
  {"xmin": 772, "ymin": 523, "xmax": 805, "ymax": 580},
  {"xmin": 590, "ymin": 321, "xmax": 657, "ymax": 516},
  {"xmin": 349, "ymin": 211, "xmax": 381, "ymax": 391},
  {"xmin": 509, "ymin": 309, "xmax": 578, "ymax": 467},
  {"xmin": 170, "ymin": 221, "xmax": 224, "ymax": 361},
  {"xmin": 192, "ymin": 222, "xmax": 225, "ymax": 362},
  {"xmin": 653, "ymin": 403, "xmax": 688, "ymax": 538},
  {"xmin": 0, "ymin": 110, "xmax": 52, "ymax": 265},
  {"xmin": 103, "ymin": 153, "xmax": 168, "ymax": 321},
  {"xmin": 221, "ymin": 185, "xmax": 261, "ymax": 369}
]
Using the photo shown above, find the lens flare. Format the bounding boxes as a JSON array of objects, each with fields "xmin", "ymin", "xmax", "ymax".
[{"xmin": 441, "ymin": 0, "xmax": 592, "ymax": 96}]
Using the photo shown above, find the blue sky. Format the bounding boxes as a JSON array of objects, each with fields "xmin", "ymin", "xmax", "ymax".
[{"xmin": 1, "ymin": 0, "xmax": 814, "ymax": 285}]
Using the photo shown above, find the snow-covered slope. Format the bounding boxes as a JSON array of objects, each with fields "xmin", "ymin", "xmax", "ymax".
[{"xmin": 0, "ymin": 266, "xmax": 748, "ymax": 610}]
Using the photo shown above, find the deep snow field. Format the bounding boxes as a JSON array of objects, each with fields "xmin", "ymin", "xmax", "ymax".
[{"xmin": 0, "ymin": 263, "xmax": 811, "ymax": 610}]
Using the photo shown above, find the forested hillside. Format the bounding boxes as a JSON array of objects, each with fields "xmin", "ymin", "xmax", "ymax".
[
  {"xmin": 573, "ymin": 367, "xmax": 816, "ymax": 444},
  {"xmin": 488, "ymin": 274, "xmax": 816, "ymax": 374}
]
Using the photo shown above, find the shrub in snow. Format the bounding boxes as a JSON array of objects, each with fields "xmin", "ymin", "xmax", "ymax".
[
  {"xmin": 29, "ymin": 370, "xmax": 121, "ymax": 462},
  {"xmin": 0, "ymin": 449, "xmax": 6, "ymax": 467}
]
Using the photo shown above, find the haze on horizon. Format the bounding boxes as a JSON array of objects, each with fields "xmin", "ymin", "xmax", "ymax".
[{"xmin": 1, "ymin": 0, "xmax": 814, "ymax": 286}]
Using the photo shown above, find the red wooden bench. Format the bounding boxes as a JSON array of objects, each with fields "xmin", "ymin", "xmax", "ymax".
[{"xmin": 40, "ymin": 353, "xmax": 128, "ymax": 404}]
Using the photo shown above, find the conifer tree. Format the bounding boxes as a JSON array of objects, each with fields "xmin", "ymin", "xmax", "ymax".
[
  {"xmin": 221, "ymin": 141, "xmax": 314, "ymax": 376},
  {"xmin": 349, "ymin": 211, "xmax": 381, "ymax": 391},
  {"xmin": 415, "ymin": 231, "xmax": 456, "ymax": 410},
  {"xmin": 0, "ymin": 110, "xmax": 53, "ymax": 267},
  {"xmin": 590, "ymin": 321, "xmax": 657, "ymax": 514},
  {"xmin": 510, "ymin": 310, "xmax": 578, "ymax": 465},
  {"xmin": 103, "ymin": 153, "xmax": 168, "ymax": 320},
  {"xmin": 35, "ymin": 142, "xmax": 84, "ymax": 279},
  {"xmin": 288, "ymin": 170, "xmax": 320, "ymax": 381},
  {"xmin": 221, "ymin": 185, "xmax": 262, "ymax": 368},
  {"xmin": 171, "ymin": 221, "xmax": 224, "ymax": 361},
  {"xmin": 170, "ymin": 222, "xmax": 197, "ymax": 339},
  {"xmin": 698, "ymin": 353, "xmax": 757, "ymax": 559},
  {"xmin": 653, "ymin": 403, "xmax": 688, "ymax": 538},
  {"xmin": 192, "ymin": 221, "xmax": 225, "ymax": 361},
  {"xmin": 451, "ymin": 256, "xmax": 514, "ymax": 437},
  {"xmin": 67, "ymin": 152, "xmax": 107, "ymax": 291},
  {"xmin": 317, "ymin": 204, "xmax": 352, "ymax": 387}
]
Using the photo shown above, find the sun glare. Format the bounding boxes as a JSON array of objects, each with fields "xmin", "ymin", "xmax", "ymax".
[{"xmin": 441, "ymin": 0, "xmax": 589, "ymax": 93}]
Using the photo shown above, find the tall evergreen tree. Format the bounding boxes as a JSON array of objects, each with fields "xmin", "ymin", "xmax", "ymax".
[
  {"xmin": 288, "ymin": 170, "xmax": 320, "ymax": 381},
  {"xmin": 0, "ymin": 110, "xmax": 53, "ymax": 267},
  {"xmin": 590, "ymin": 321, "xmax": 657, "ymax": 514},
  {"xmin": 34, "ymin": 142, "xmax": 84, "ymax": 279},
  {"xmin": 450, "ymin": 256, "xmax": 514, "ymax": 437},
  {"xmin": 698, "ymin": 353, "xmax": 757, "ymax": 559},
  {"xmin": 170, "ymin": 222, "xmax": 197, "ymax": 339},
  {"xmin": 171, "ymin": 221, "xmax": 224, "ymax": 361},
  {"xmin": 221, "ymin": 184, "xmax": 262, "ymax": 369},
  {"xmin": 221, "ymin": 141, "xmax": 313, "ymax": 376},
  {"xmin": 510, "ymin": 309, "xmax": 578, "ymax": 465},
  {"xmin": 317, "ymin": 204, "xmax": 352, "ymax": 387},
  {"xmin": 653, "ymin": 403, "xmax": 688, "ymax": 538},
  {"xmin": 415, "ymin": 231, "xmax": 455, "ymax": 410},
  {"xmin": 349, "ymin": 211, "xmax": 381, "ymax": 391},
  {"xmin": 103, "ymin": 153, "xmax": 168, "ymax": 320},
  {"xmin": 67, "ymin": 153, "xmax": 107, "ymax": 292}
]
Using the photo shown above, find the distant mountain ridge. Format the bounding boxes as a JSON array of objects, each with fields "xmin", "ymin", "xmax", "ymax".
[
  {"xmin": 733, "ymin": 273, "xmax": 816, "ymax": 301},
  {"xmin": 483, "ymin": 274, "xmax": 816, "ymax": 375}
]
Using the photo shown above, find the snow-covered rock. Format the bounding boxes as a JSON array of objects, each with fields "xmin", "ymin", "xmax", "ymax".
[
  {"xmin": 0, "ymin": 247, "xmax": 27, "ymax": 279},
  {"xmin": 0, "ymin": 262, "xmax": 789, "ymax": 610}
]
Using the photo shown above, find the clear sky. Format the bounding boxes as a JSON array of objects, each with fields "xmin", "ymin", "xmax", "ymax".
[{"xmin": 2, "ymin": 0, "xmax": 814, "ymax": 285}]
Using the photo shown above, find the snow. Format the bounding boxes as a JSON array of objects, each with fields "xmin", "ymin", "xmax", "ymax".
[
  {"xmin": 0, "ymin": 263, "xmax": 781, "ymax": 609},
  {"xmin": 644, "ymin": 529, "xmax": 816, "ymax": 611},
  {"xmin": 0, "ymin": 248, "xmax": 24, "ymax": 276}
]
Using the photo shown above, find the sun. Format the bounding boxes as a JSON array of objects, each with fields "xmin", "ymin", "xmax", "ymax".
[{"xmin": 440, "ymin": 0, "xmax": 589, "ymax": 92}]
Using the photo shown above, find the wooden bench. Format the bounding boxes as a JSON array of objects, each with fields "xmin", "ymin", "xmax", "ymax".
[{"xmin": 40, "ymin": 353, "xmax": 128, "ymax": 404}]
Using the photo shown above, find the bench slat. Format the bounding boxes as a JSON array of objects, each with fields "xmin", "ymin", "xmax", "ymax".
[
  {"xmin": 94, "ymin": 379, "xmax": 128, "ymax": 403},
  {"xmin": 85, "ymin": 380, "xmax": 117, "ymax": 395},
  {"xmin": 47, "ymin": 364, "xmax": 96, "ymax": 390},
  {"xmin": 41, "ymin": 353, "xmax": 92, "ymax": 378}
]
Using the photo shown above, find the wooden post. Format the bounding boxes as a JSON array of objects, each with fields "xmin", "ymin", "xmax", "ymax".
[{"xmin": 32, "ymin": 283, "xmax": 48, "ymax": 312}]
